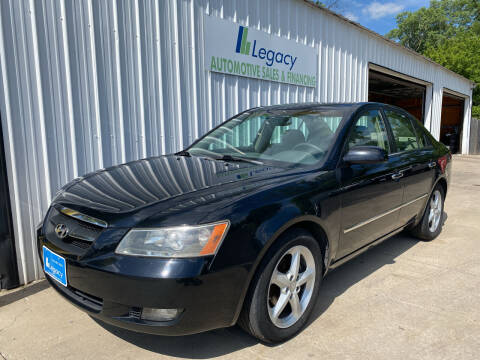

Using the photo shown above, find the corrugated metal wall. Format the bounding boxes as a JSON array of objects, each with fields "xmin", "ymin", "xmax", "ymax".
[
  {"xmin": 470, "ymin": 118, "xmax": 480, "ymax": 154},
  {"xmin": 0, "ymin": 0, "xmax": 473, "ymax": 284}
]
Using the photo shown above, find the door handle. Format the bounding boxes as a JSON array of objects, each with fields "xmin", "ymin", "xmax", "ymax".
[
  {"xmin": 392, "ymin": 172, "xmax": 403, "ymax": 180},
  {"xmin": 428, "ymin": 161, "xmax": 436, "ymax": 169}
]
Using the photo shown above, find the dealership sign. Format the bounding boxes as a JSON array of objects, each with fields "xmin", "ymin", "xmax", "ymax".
[{"xmin": 204, "ymin": 16, "xmax": 317, "ymax": 88}]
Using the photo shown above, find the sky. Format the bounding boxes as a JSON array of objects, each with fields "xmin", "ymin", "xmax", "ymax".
[{"xmin": 336, "ymin": 0, "xmax": 431, "ymax": 36}]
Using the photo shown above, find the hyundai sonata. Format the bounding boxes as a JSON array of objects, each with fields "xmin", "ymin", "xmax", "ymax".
[{"xmin": 38, "ymin": 102, "xmax": 451, "ymax": 343}]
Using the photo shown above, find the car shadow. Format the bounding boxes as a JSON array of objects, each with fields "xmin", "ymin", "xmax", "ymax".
[
  {"xmin": 307, "ymin": 210, "xmax": 448, "ymax": 328},
  {"xmin": 93, "ymin": 219, "xmax": 446, "ymax": 359},
  {"xmin": 306, "ymin": 231, "xmax": 419, "ymax": 327},
  {"xmin": 92, "ymin": 318, "xmax": 258, "ymax": 358},
  {"xmin": 0, "ymin": 280, "xmax": 49, "ymax": 308}
]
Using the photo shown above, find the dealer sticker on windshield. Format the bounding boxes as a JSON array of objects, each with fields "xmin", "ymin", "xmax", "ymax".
[{"xmin": 43, "ymin": 246, "xmax": 67, "ymax": 287}]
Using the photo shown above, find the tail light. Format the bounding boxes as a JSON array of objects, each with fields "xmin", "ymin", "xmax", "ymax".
[{"xmin": 438, "ymin": 155, "xmax": 448, "ymax": 174}]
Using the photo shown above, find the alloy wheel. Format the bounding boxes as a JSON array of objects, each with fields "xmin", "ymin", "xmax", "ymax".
[
  {"xmin": 267, "ymin": 245, "xmax": 316, "ymax": 328},
  {"xmin": 428, "ymin": 189, "xmax": 442, "ymax": 233}
]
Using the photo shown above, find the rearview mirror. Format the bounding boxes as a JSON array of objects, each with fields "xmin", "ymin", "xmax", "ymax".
[{"xmin": 343, "ymin": 146, "xmax": 388, "ymax": 165}]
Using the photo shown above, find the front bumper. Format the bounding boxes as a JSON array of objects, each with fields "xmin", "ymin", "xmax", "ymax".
[{"xmin": 38, "ymin": 228, "xmax": 248, "ymax": 336}]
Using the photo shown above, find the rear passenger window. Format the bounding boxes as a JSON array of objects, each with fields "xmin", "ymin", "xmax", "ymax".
[
  {"xmin": 385, "ymin": 110, "xmax": 419, "ymax": 152},
  {"xmin": 422, "ymin": 132, "xmax": 431, "ymax": 147},
  {"xmin": 413, "ymin": 121, "xmax": 431, "ymax": 149},
  {"xmin": 418, "ymin": 133, "xmax": 426, "ymax": 148}
]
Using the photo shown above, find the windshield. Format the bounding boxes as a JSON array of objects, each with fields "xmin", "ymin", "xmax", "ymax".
[{"xmin": 188, "ymin": 107, "xmax": 350, "ymax": 166}]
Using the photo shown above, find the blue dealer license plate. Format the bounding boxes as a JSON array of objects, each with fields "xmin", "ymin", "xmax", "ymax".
[{"xmin": 43, "ymin": 246, "xmax": 67, "ymax": 287}]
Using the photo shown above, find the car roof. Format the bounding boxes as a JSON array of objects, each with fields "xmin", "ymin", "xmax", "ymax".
[{"xmin": 248, "ymin": 102, "xmax": 385, "ymax": 112}]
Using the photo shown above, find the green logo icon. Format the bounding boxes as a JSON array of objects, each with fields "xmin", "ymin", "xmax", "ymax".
[{"xmin": 235, "ymin": 26, "xmax": 251, "ymax": 55}]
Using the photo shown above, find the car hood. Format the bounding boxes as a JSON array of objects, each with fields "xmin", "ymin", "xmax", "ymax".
[{"xmin": 53, "ymin": 154, "xmax": 292, "ymax": 225}]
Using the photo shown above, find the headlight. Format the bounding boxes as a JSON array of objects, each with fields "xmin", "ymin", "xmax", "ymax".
[{"xmin": 115, "ymin": 221, "xmax": 230, "ymax": 258}]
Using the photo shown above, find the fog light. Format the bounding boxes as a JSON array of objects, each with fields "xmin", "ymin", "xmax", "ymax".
[{"xmin": 140, "ymin": 308, "xmax": 182, "ymax": 322}]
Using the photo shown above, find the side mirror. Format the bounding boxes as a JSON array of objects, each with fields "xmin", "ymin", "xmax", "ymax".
[{"xmin": 343, "ymin": 146, "xmax": 388, "ymax": 165}]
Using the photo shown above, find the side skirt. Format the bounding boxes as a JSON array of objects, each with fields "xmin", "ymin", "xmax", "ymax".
[{"xmin": 327, "ymin": 220, "xmax": 414, "ymax": 272}]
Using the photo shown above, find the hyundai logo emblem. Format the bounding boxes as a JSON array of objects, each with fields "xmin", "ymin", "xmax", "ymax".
[{"xmin": 55, "ymin": 224, "xmax": 69, "ymax": 239}]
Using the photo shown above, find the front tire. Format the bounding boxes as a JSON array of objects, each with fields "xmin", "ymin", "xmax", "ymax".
[
  {"xmin": 239, "ymin": 229, "xmax": 322, "ymax": 343},
  {"xmin": 411, "ymin": 184, "xmax": 445, "ymax": 241}
]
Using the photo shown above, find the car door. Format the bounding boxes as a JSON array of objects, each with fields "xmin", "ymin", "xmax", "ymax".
[
  {"xmin": 383, "ymin": 107, "xmax": 435, "ymax": 226},
  {"xmin": 337, "ymin": 108, "xmax": 404, "ymax": 259}
]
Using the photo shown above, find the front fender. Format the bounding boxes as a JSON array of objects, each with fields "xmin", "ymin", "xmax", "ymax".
[{"xmin": 226, "ymin": 192, "xmax": 340, "ymax": 325}]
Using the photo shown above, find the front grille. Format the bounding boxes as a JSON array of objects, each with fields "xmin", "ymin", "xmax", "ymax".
[
  {"xmin": 48, "ymin": 207, "xmax": 103, "ymax": 241},
  {"xmin": 45, "ymin": 207, "xmax": 105, "ymax": 255},
  {"xmin": 71, "ymin": 239, "xmax": 91, "ymax": 249}
]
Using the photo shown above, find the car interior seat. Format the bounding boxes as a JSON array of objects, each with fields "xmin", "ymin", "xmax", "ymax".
[
  {"xmin": 281, "ymin": 129, "xmax": 305, "ymax": 148},
  {"xmin": 306, "ymin": 119, "xmax": 334, "ymax": 151}
]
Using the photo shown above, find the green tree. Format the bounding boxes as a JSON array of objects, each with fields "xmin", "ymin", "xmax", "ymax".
[
  {"xmin": 386, "ymin": 6, "xmax": 451, "ymax": 53},
  {"xmin": 310, "ymin": 0, "xmax": 342, "ymax": 10},
  {"xmin": 387, "ymin": 0, "xmax": 480, "ymax": 116},
  {"xmin": 425, "ymin": 33, "xmax": 480, "ymax": 116},
  {"xmin": 387, "ymin": 0, "xmax": 479, "ymax": 52}
]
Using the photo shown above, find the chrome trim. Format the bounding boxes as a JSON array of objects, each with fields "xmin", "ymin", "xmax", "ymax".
[
  {"xmin": 332, "ymin": 225, "xmax": 407, "ymax": 270},
  {"xmin": 59, "ymin": 207, "xmax": 108, "ymax": 228},
  {"xmin": 343, "ymin": 193, "xmax": 428, "ymax": 234}
]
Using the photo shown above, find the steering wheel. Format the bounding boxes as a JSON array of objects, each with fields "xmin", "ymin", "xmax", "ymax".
[
  {"xmin": 404, "ymin": 137, "xmax": 418, "ymax": 150},
  {"xmin": 293, "ymin": 142, "xmax": 324, "ymax": 153}
]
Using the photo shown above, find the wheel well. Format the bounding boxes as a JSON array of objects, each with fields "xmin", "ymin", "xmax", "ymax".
[
  {"xmin": 437, "ymin": 177, "xmax": 447, "ymax": 196},
  {"xmin": 233, "ymin": 220, "xmax": 331, "ymax": 325},
  {"xmin": 288, "ymin": 221, "xmax": 329, "ymax": 274}
]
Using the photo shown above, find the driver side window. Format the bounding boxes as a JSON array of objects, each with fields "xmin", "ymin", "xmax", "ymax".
[
  {"xmin": 347, "ymin": 110, "xmax": 390, "ymax": 152},
  {"xmin": 384, "ymin": 110, "xmax": 419, "ymax": 152}
]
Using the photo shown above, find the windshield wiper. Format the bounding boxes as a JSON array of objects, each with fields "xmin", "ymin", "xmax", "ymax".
[
  {"xmin": 175, "ymin": 150, "xmax": 191, "ymax": 157},
  {"xmin": 218, "ymin": 154, "xmax": 263, "ymax": 165}
]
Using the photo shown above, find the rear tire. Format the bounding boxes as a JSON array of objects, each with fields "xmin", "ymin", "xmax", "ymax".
[
  {"xmin": 411, "ymin": 184, "xmax": 445, "ymax": 241},
  {"xmin": 239, "ymin": 229, "xmax": 322, "ymax": 343}
]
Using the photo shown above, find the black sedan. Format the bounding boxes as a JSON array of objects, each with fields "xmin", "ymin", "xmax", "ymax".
[{"xmin": 38, "ymin": 102, "xmax": 451, "ymax": 343}]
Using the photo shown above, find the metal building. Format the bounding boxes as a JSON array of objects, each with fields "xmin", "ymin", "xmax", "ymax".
[{"xmin": 0, "ymin": 0, "xmax": 474, "ymax": 287}]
